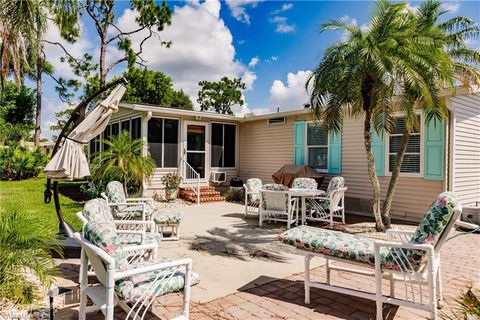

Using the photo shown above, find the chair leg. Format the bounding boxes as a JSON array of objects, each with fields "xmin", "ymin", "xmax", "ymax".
[
  {"xmin": 375, "ymin": 256, "xmax": 383, "ymax": 320},
  {"xmin": 436, "ymin": 258, "xmax": 443, "ymax": 306},
  {"xmin": 259, "ymin": 212, "xmax": 263, "ymax": 227},
  {"xmin": 429, "ymin": 254, "xmax": 439, "ymax": 319},
  {"xmin": 304, "ymin": 255, "xmax": 312, "ymax": 304},
  {"xmin": 389, "ymin": 273, "xmax": 395, "ymax": 298},
  {"xmin": 325, "ymin": 259, "xmax": 331, "ymax": 285},
  {"xmin": 245, "ymin": 193, "xmax": 248, "ymax": 218}
]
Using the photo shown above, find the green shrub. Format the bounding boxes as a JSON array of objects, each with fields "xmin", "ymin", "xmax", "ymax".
[
  {"xmin": 0, "ymin": 146, "xmax": 48, "ymax": 181},
  {"xmin": 224, "ymin": 188, "xmax": 243, "ymax": 202},
  {"xmin": 0, "ymin": 203, "xmax": 60, "ymax": 305}
]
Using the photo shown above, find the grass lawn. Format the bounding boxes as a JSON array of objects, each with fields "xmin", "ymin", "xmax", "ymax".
[{"xmin": 0, "ymin": 175, "xmax": 84, "ymax": 234}]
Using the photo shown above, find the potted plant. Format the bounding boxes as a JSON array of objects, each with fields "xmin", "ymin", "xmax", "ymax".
[{"xmin": 161, "ymin": 171, "xmax": 182, "ymax": 202}]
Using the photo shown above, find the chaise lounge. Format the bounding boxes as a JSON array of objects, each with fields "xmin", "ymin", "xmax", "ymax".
[{"xmin": 279, "ymin": 192, "xmax": 462, "ymax": 320}]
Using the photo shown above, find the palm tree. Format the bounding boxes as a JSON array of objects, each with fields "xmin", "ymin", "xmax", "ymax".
[
  {"xmin": 90, "ymin": 132, "xmax": 155, "ymax": 197},
  {"xmin": 0, "ymin": 204, "xmax": 60, "ymax": 304},
  {"xmin": 381, "ymin": 1, "xmax": 480, "ymax": 228},
  {"xmin": 309, "ymin": 0, "xmax": 480, "ymax": 231},
  {"xmin": 0, "ymin": 0, "xmax": 79, "ymax": 145}
]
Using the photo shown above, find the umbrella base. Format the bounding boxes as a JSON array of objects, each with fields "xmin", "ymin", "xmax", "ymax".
[{"xmin": 51, "ymin": 236, "xmax": 81, "ymax": 259}]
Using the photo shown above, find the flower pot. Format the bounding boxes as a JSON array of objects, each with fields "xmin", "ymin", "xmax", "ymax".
[{"xmin": 165, "ymin": 187, "xmax": 179, "ymax": 202}]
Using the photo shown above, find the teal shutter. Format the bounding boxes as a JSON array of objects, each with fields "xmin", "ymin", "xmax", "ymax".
[
  {"xmin": 424, "ymin": 118, "xmax": 445, "ymax": 180},
  {"xmin": 294, "ymin": 121, "xmax": 305, "ymax": 165},
  {"xmin": 372, "ymin": 130, "xmax": 385, "ymax": 176},
  {"xmin": 328, "ymin": 131, "xmax": 342, "ymax": 174}
]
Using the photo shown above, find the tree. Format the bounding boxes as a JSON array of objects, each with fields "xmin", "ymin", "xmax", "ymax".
[
  {"xmin": 0, "ymin": 81, "xmax": 36, "ymax": 125},
  {"xmin": 380, "ymin": 1, "xmax": 480, "ymax": 227},
  {"xmin": 90, "ymin": 132, "xmax": 155, "ymax": 197},
  {"xmin": 197, "ymin": 77, "xmax": 246, "ymax": 115},
  {"xmin": 82, "ymin": 0, "xmax": 172, "ymax": 90},
  {"xmin": 121, "ymin": 67, "xmax": 174, "ymax": 105},
  {"xmin": 170, "ymin": 89, "xmax": 193, "ymax": 110},
  {"xmin": 308, "ymin": 0, "xmax": 454, "ymax": 231},
  {"xmin": 0, "ymin": 0, "xmax": 82, "ymax": 146}
]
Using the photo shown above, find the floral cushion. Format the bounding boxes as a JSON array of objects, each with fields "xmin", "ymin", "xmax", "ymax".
[
  {"xmin": 246, "ymin": 178, "xmax": 262, "ymax": 202},
  {"xmin": 261, "ymin": 184, "xmax": 289, "ymax": 211},
  {"xmin": 114, "ymin": 202, "xmax": 157, "ymax": 220},
  {"xmin": 83, "ymin": 221, "xmax": 128, "ymax": 269},
  {"xmin": 280, "ymin": 226, "xmax": 389, "ymax": 266},
  {"xmin": 326, "ymin": 176, "xmax": 345, "ymax": 196},
  {"xmin": 115, "ymin": 260, "xmax": 200, "ymax": 301},
  {"xmin": 152, "ymin": 212, "xmax": 184, "ymax": 226},
  {"xmin": 83, "ymin": 198, "xmax": 114, "ymax": 224},
  {"xmin": 106, "ymin": 181, "xmax": 127, "ymax": 206},
  {"xmin": 383, "ymin": 192, "xmax": 458, "ymax": 271},
  {"xmin": 292, "ymin": 178, "xmax": 318, "ymax": 190},
  {"xmin": 121, "ymin": 232, "xmax": 162, "ymax": 246}
]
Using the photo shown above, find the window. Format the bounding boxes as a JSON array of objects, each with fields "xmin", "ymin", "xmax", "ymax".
[
  {"xmin": 147, "ymin": 118, "xmax": 179, "ymax": 168},
  {"xmin": 89, "ymin": 117, "xmax": 141, "ymax": 157},
  {"xmin": 211, "ymin": 123, "xmax": 236, "ymax": 168},
  {"xmin": 306, "ymin": 122, "xmax": 328, "ymax": 170},
  {"xmin": 387, "ymin": 115, "xmax": 421, "ymax": 174}
]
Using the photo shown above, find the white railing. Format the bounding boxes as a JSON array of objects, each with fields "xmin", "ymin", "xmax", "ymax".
[{"xmin": 178, "ymin": 157, "xmax": 200, "ymax": 205}]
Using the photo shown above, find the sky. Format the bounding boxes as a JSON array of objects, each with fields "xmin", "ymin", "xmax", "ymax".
[{"xmin": 39, "ymin": 0, "xmax": 480, "ymax": 140}]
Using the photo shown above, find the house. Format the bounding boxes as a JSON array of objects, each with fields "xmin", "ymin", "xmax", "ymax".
[{"xmin": 93, "ymin": 88, "xmax": 480, "ymax": 222}]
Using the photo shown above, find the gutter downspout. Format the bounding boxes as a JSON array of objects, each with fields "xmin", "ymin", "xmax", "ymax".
[{"xmin": 446, "ymin": 99, "xmax": 455, "ymax": 192}]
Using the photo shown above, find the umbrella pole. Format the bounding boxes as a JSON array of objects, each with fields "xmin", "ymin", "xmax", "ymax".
[{"xmin": 44, "ymin": 78, "xmax": 127, "ymax": 256}]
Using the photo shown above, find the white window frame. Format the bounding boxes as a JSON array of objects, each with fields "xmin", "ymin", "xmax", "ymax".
[
  {"xmin": 385, "ymin": 111, "xmax": 424, "ymax": 178},
  {"xmin": 148, "ymin": 116, "xmax": 180, "ymax": 170},
  {"xmin": 210, "ymin": 122, "xmax": 238, "ymax": 169},
  {"xmin": 304, "ymin": 121, "xmax": 328, "ymax": 173}
]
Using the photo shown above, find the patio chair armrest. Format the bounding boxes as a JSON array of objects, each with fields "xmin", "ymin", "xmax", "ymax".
[
  {"xmin": 122, "ymin": 242, "xmax": 158, "ymax": 253},
  {"xmin": 114, "ymin": 220, "xmax": 155, "ymax": 230},
  {"xmin": 100, "ymin": 192, "xmax": 109, "ymax": 202},
  {"xmin": 386, "ymin": 229, "xmax": 416, "ymax": 241},
  {"xmin": 374, "ymin": 240, "xmax": 435, "ymax": 272},
  {"xmin": 374, "ymin": 240, "xmax": 434, "ymax": 251},
  {"xmin": 127, "ymin": 197, "xmax": 154, "ymax": 204},
  {"xmin": 109, "ymin": 202, "xmax": 146, "ymax": 207},
  {"xmin": 114, "ymin": 258, "xmax": 192, "ymax": 281},
  {"xmin": 306, "ymin": 196, "xmax": 330, "ymax": 201}
]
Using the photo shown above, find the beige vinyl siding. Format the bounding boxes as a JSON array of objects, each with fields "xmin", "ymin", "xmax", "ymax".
[
  {"xmin": 239, "ymin": 113, "xmax": 443, "ymax": 222},
  {"xmin": 451, "ymin": 95, "xmax": 480, "ymax": 206}
]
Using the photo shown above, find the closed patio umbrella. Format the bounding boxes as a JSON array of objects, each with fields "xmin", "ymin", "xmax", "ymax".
[{"xmin": 44, "ymin": 84, "xmax": 126, "ymax": 180}]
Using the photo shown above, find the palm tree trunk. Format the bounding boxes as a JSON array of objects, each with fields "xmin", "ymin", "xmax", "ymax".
[
  {"xmin": 382, "ymin": 127, "xmax": 411, "ymax": 229},
  {"xmin": 34, "ymin": 41, "xmax": 43, "ymax": 146},
  {"xmin": 364, "ymin": 109, "xmax": 385, "ymax": 231}
]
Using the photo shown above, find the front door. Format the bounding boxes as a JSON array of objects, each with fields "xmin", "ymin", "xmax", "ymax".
[{"xmin": 185, "ymin": 122, "xmax": 207, "ymax": 179}]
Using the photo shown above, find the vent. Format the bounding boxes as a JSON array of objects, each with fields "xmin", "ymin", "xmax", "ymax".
[
  {"xmin": 267, "ymin": 117, "xmax": 286, "ymax": 125},
  {"xmin": 211, "ymin": 171, "xmax": 227, "ymax": 183}
]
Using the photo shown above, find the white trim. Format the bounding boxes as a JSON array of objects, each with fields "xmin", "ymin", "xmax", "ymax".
[
  {"xmin": 447, "ymin": 100, "xmax": 456, "ymax": 192},
  {"xmin": 184, "ymin": 120, "xmax": 209, "ymax": 181},
  {"xmin": 384, "ymin": 111, "xmax": 424, "ymax": 178},
  {"xmin": 304, "ymin": 120, "xmax": 328, "ymax": 173}
]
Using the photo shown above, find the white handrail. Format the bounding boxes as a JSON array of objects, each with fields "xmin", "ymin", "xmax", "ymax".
[{"xmin": 178, "ymin": 157, "xmax": 200, "ymax": 205}]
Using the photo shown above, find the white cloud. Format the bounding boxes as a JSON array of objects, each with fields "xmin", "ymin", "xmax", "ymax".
[
  {"xmin": 271, "ymin": 56, "xmax": 278, "ymax": 62},
  {"xmin": 268, "ymin": 70, "xmax": 312, "ymax": 112},
  {"xmin": 248, "ymin": 56, "xmax": 259, "ymax": 68},
  {"xmin": 242, "ymin": 70, "xmax": 256, "ymax": 90},
  {"xmin": 225, "ymin": 0, "xmax": 260, "ymax": 24},
  {"xmin": 115, "ymin": 0, "xmax": 252, "ymax": 110},
  {"xmin": 271, "ymin": 3, "xmax": 293, "ymax": 15},
  {"xmin": 41, "ymin": 98, "xmax": 75, "ymax": 140},
  {"xmin": 440, "ymin": 1, "xmax": 460, "ymax": 13},
  {"xmin": 270, "ymin": 16, "xmax": 296, "ymax": 33}
]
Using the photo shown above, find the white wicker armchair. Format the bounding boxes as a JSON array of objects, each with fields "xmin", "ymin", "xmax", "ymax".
[
  {"xmin": 259, "ymin": 184, "xmax": 298, "ymax": 229},
  {"xmin": 101, "ymin": 181, "xmax": 157, "ymax": 221},
  {"xmin": 75, "ymin": 221, "xmax": 198, "ymax": 320},
  {"xmin": 243, "ymin": 178, "xmax": 262, "ymax": 217},
  {"xmin": 304, "ymin": 187, "xmax": 348, "ymax": 227}
]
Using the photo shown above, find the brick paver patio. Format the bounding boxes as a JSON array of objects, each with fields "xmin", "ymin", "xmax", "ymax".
[{"xmin": 56, "ymin": 229, "xmax": 479, "ymax": 320}]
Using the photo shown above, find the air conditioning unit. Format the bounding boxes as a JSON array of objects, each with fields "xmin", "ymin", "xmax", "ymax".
[{"xmin": 211, "ymin": 171, "xmax": 227, "ymax": 183}]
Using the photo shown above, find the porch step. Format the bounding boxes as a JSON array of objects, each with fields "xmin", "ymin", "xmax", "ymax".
[{"xmin": 179, "ymin": 186, "xmax": 225, "ymax": 203}]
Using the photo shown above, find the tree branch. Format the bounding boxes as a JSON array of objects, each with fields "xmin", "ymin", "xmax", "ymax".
[
  {"xmin": 106, "ymin": 23, "xmax": 147, "ymax": 44},
  {"xmin": 42, "ymin": 40, "xmax": 83, "ymax": 65}
]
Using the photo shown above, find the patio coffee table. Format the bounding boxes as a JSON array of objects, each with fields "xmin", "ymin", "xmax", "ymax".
[{"xmin": 288, "ymin": 188, "xmax": 325, "ymax": 225}]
